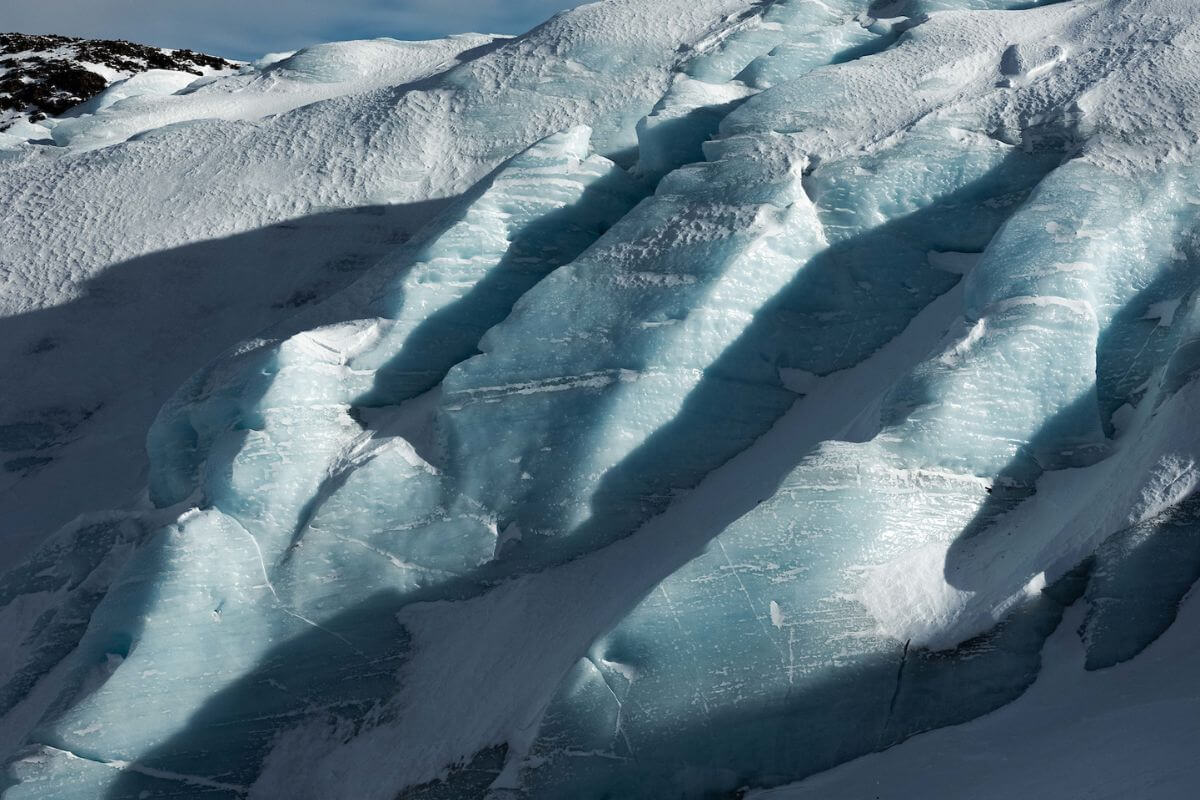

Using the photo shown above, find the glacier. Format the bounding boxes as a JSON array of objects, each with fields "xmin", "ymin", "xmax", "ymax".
[{"xmin": 2, "ymin": 0, "xmax": 1200, "ymax": 798}]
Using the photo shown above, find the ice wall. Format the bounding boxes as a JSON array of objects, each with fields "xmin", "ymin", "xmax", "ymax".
[{"xmin": 5, "ymin": 0, "xmax": 1200, "ymax": 798}]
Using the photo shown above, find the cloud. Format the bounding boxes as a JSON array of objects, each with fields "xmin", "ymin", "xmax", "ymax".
[{"xmin": 1, "ymin": 0, "xmax": 589, "ymax": 60}]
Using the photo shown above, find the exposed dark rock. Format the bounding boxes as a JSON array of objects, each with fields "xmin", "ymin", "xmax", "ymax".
[{"xmin": 0, "ymin": 32, "xmax": 236, "ymax": 131}]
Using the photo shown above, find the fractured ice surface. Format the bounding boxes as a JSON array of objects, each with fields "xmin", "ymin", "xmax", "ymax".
[
  {"xmin": 0, "ymin": 0, "xmax": 755, "ymax": 565},
  {"xmin": 5, "ymin": 0, "xmax": 1200, "ymax": 798}
]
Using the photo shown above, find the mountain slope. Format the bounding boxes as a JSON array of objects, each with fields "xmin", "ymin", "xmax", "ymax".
[
  {"xmin": 2, "ymin": 1, "xmax": 1200, "ymax": 798},
  {"xmin": 0, "ymin": 32, "xmax": 236, "ymax": 132}
]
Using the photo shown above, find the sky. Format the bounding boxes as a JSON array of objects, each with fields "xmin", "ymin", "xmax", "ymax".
[{"xmin": 1, "ymin": 0, "xmax": 590, "ymax": 61}]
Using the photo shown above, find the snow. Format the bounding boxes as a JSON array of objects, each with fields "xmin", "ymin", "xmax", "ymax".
[
  {"xmin": 751, "ymin": 589, "xmax": 1200, "ymax": 800},
  {"xmin": 3, "ymin": 0, "xmax": 1200, "ymax": 798},
  {"xmin": 0, "ymin": 33, "xmax": 239, "ymax": 135},
  {"xmin": 48, "ymin": 35, "xmax": 505, "ymax": 150},
  {"xmin": 0, "ymin": 0, "xmax": 754, "ymax": 569},
  {"xmin": 66, "ymin": 70, "xmax": 209, "ymax": 116}
]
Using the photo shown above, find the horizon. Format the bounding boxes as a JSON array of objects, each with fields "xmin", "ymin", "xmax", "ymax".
[{"xmin": 0, "ymin": 0, "xmax": 588, "ymax": 61}]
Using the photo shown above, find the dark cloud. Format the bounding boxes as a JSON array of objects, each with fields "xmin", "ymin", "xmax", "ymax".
[{"xmin": 1, "ymin": 0, "xmax": 589, "ymax": 60}]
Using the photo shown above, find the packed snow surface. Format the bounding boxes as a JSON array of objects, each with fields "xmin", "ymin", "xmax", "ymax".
[{"xmin": 3, "ymin": 0, "xmax": 1200, "ymax": 798}]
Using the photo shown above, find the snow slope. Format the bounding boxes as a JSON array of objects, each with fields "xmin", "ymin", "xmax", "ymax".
[
  {"xmin": 752, "ymin": 590, "xmax": 1200, "ymax": 800},
  {"xmin": 3, "ymin": 0, "xmax": 1200, "ymax": 798},
  {"xmin": 0, "ymin": 32, "xmax": 236, "ymax": 137},
  {"xmin": 46, "ymin": 34, "xmax": 505, "ymax": 150}
]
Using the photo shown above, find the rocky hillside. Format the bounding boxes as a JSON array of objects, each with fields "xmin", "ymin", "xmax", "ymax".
[{"xmin": 0, "ymin": 32, "xmax": 235, "ymax": 129}]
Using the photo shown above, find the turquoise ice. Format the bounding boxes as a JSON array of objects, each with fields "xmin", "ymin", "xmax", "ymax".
[{"xmin": 4, "ymin": 1, "xmax": 1200, "ymax": 798}]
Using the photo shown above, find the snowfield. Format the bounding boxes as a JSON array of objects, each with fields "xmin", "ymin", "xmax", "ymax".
[{"xmin": 2, "ymin": 0, "xmax": 1199, "ymax": 798}]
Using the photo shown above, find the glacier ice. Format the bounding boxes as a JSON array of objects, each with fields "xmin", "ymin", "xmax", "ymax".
[
  {"xmin": 3, "ymin": 0, "xmax": 1200, "ymax": 798},
  {"xmin": 0, "ymin": 0, "xmax": 754, "ymax": 566}
]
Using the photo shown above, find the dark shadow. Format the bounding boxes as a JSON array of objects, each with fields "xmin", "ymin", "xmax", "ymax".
[
  {"xmin": 6, "ymin": 8, "xmax": 1094, "ymax": 797},
  {"xmin": 0, "ymin": 198, "xmax": 453, "ymax": 566},
  {"xmin": 828, "ymin": 26, "xmax": 905, "ymax": 66},
  {"xmin": 2, "ymin": 130, "xmax": 648, "ymax": 791},
  {"xmin": 397, "ymin": 745, "xmax": 509, "ymax": 800},
  {"xmin": 447, "ymin": 38, "xmax": 512, "ymax": 66},
  {"xmin": 634, "ymin": 98, "xmax": 752, "ymax": 182},
  {"xmin": 489, "ymin": 155, "xmax": 1200, "ymax": 796},
  {"xmin": 0, "ymin": 515, "xmax": 147, "ymax": 722},
  {"xmin": 868, "ymin": 0, "xmax": 1073, "ymax": 16},
  {"xmin": 1081, "ymin": 493, "xmax": 1200, "ymax": 669}
]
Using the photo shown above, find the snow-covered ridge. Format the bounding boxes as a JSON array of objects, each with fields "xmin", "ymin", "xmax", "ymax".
[
  {"xmin": 0, "ymin": 32, "xmax": 236, "ymax": 133},
  {"xmin": 2, "ymin": 0, "xmax": 1200, "ymax": 798}
]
